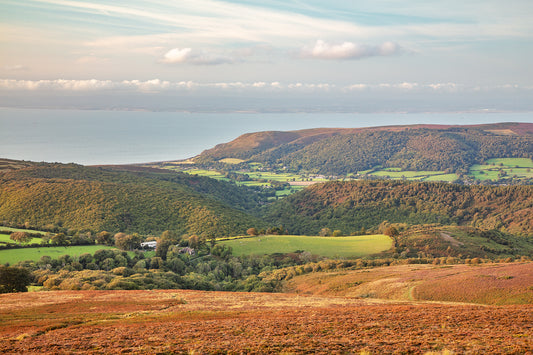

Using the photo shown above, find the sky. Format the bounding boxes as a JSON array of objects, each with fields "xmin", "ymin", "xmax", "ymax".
[{"xmin": 1, "ymin": 0, "xmax": 533, "ymax": 112}]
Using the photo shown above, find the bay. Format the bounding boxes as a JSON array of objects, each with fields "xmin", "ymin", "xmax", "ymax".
[{"xmin": 0, "ymin": 108, "xmax": 531, "ymax": 165}]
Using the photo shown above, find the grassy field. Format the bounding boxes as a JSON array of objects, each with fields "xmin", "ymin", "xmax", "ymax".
[
  {"xmin": 470, "ymin": 158, "xmax": 533, "ymax": 181},
  {"xmin": 222, "ymin": 234, "xmax": 391, "ymax": 258},
  {"xmin": 179, "ymin": 169, "xmax": 230, "ymax": 180},
  {"xmin": 0, "ymin": 226, "xmax": 47, "ymax": 234},
  {"xmin": 219, "ymin": 158, "xmax": 245, "ymax": 164},
  {"xmin": 0, "ymin": 245, "xmax": 117, "ymax": 265},
  {"xmin": 0, "ymin": 234, "xmax": 42, "ymax": 245},
  {"xmin": 486, "ymin": 157, "xmax": 533, "ymax": 167}
]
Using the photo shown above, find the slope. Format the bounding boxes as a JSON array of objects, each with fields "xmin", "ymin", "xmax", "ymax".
[
  {"xmin": 0, "ymin": 163, "xmax": 265, "ymax": 235},
  {"xmin": 264, "ymin": 180, "xmax": 533, "ymax": 236},
  {"xmin": 284, "ymin": 262, "xmax": 533, "ymax": 305}
]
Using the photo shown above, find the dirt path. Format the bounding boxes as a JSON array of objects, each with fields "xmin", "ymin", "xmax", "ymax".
[{"xmin": 440, "ymin": 231, "xmax": 464, "ymax": 246}]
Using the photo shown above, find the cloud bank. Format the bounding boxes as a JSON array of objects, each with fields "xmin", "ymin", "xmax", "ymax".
[{"xmin": 2, "ymin": 79, "xmax": 529, "ymax": 94}]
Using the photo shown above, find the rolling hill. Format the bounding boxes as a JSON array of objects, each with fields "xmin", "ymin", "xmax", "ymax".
[
  {"xmin": 0, "ymin": 163, "xmax": 265, "ymax": 236},
  {"xmin": 194, "ymin": 122, "xmax": 533, "ymax": 175}
]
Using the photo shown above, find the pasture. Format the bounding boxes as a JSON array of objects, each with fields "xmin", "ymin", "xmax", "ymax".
[
  {"xmin": 470, "ymin": 158, "xmax": 533, "ymax": 181},
  {"xmin": 222, "ymin": 234, "xmax": 392, "ymax": 258},
  {"xmin": 219, "ymin": 158, "xmax": 245, "ymax": 164},
  {"xmin": 0, "ymin": 245, "xmax": 117, "ymax": 265},
  {"xmin": 0, "ymin": 226, "xmax": 47, "ymax": 234},
  {"xmin": 0, "ymin": 233, "xmax": 42, "ymax": 246},
  {"xmin": 486, "ymin": 157, "xmax": 533, "ymax": 167}
]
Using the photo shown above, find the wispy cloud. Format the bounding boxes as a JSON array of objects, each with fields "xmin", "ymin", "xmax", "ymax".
[
  {"xmin": 28, "ymin": 0, "xmax": 372, "ymax": 49},
  {"xmin": 302, "ymin": 40, "xmax": 402, "ymax": 60}
]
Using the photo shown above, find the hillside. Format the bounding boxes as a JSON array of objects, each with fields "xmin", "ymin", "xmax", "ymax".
[
  {"xmin": 264, "ymin": 180, "xmax": 533, "ymax": 236},
  {"xmin": 194, "ymin": 122, "xmax": 533, "ymax": 175},
  {"xmin": 284, "ymin": 262, "xmax": 533, "ymax": 305},
  {"xmin": 0, "ymin": 163, "xmax": 265, "ymax": 236}
]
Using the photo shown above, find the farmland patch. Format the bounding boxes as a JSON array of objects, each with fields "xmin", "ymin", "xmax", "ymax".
[{"xmin": 222, "ymin": 234, "xmax": 392, "ymax": 258}]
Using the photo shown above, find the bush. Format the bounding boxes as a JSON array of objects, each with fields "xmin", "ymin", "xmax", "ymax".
[{"xmin": 0, "ymin": 266, "xmax": 32, "ymax": 293}]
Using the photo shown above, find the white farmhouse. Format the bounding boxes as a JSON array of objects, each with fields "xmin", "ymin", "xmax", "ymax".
[{"xmin": 140, "ymin": 241, "xmax": 157, "ymax": 249}]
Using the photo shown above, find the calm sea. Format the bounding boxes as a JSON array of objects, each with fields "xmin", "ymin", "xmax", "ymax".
[{"xmin": 0, "ymin": 108, "xmax": 531, "ymax": 165}]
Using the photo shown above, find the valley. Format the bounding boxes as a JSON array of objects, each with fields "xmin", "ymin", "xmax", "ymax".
[
  {"xmin": 145, "ymin": 122, "xmax": 533, "ymax": 198},
  {"xmin": 1, "ymin": 122, "xmax": 532, "ymax": 353}
]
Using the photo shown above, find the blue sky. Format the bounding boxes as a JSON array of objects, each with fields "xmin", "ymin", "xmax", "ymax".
[{"xmin": 1, "ymin": 0, "xmax": 532, "ymax": 112}]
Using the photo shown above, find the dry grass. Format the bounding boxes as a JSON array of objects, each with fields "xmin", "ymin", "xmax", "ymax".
[
  {"xmin": 284, "ymin": 262, "xmax": 533, "ymax": 305},
  {"xmin": 0, "ymin": 289, "xmax": 531, "ymax": 354}
]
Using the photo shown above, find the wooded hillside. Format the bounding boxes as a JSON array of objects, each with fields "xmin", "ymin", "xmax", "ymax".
[
  {"xmin": 195, "ymin": 122, "xmax": 533, "ymax": 175},
  {"xmin": 0, "ymin": 164, "xmax": 265, "ymax": 235},
  {"xmin": 264, "ymin": 180, "xmax": 533, "ymax": 236}
]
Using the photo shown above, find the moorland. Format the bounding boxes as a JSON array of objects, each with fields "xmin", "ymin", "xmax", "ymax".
[{"xmin": 0, "ymin": 122, "xmax": 532, "ymax": 353}]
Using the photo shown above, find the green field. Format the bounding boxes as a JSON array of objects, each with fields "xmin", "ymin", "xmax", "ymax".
[
  {"xmin": 219, "ymin": 158, "xmax": 245, "ymax": 164},
  {"xmin": 221, "ymin": 234, "xmax": 392, "ymax": 258},
  {"xmin": 485, "ymin": 158, "xmax": 533, "ymax": 168},
  {"xmin": 0, "ymin": 245, "xmax": 117, "ymax": 265},
  {"xmin": 161, "ymin": 157, "xmax": 532, "ymax": 194},
  {"xmin": 0, "ymin": 226, "xmax": 47, "ymax": 234},
  {"xmin": 0, "ymin": 233, "xmax": 42, "ymax": 245},
  {"xmin": 179, "ymin": 169, "xmax": 230, "ymax": 180},
  {"xmin": 470, "ymin": 158, "xmax": 533, "ymax": 181}
]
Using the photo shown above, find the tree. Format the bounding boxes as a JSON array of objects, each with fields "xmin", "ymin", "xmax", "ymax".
[
  {"xmin": 0, "ymin": 266, "xmax": 32, "ymax": 293},
  {"xmin": 319, "ymin": 228, "xmax": 331, "ymax": 237},
  {"xmin": 247, "ymin": 227, "xmax": 258, "ymax": 236},
  {"xmin": 384, "ymin": 226, "xmax": 399, "ymax": 238},
  {"xmin": 9, "ymin": 232, "xmax": 32, "ymax": 244},
  {"xmin": 156, "ymin": 230, "xmax": 179, "ymax": 260},
  {"xmin": 332, "ymin": 230, "xmax": 343, "ymax": 237},
  {"xmin": 114, "ymin": 233, "xmax": 142, "ymax": 251},
  {"xmin": 51, "ymin": 233, "xmax": 68, "ymax": 245},
  {"xmin": 188, "ymin": 235, "xmax": 200, "ymax": 249},
  {"xmin": 96, "ymin": 231, "xmax": 114, "ymax": 245}
]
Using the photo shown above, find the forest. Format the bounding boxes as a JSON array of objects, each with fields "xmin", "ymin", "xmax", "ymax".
[{"xmin": 264, "ymin": 179, "xmax": 533, "ymax": 236}]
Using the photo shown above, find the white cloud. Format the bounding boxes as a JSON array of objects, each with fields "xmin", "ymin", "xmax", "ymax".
[
  {"xmin": 302, "ymin": 40, "xmax": 402, "ymax": 60},
  {"xmin": 162, "ymin": 48, "xmax": 192, "ymax": 63},
  {"xmin": 162, "ymin": 48, "xmax": 236, "ymax": 65},
  {"xmin": 0, "ymin": 79, "xmax": 116, "ymax": 91}
]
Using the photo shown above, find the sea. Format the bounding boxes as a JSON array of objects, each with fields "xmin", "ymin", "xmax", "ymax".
[{"xmin": 0, "ymin": 108, "xmax": 531, "ymax": 165}]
